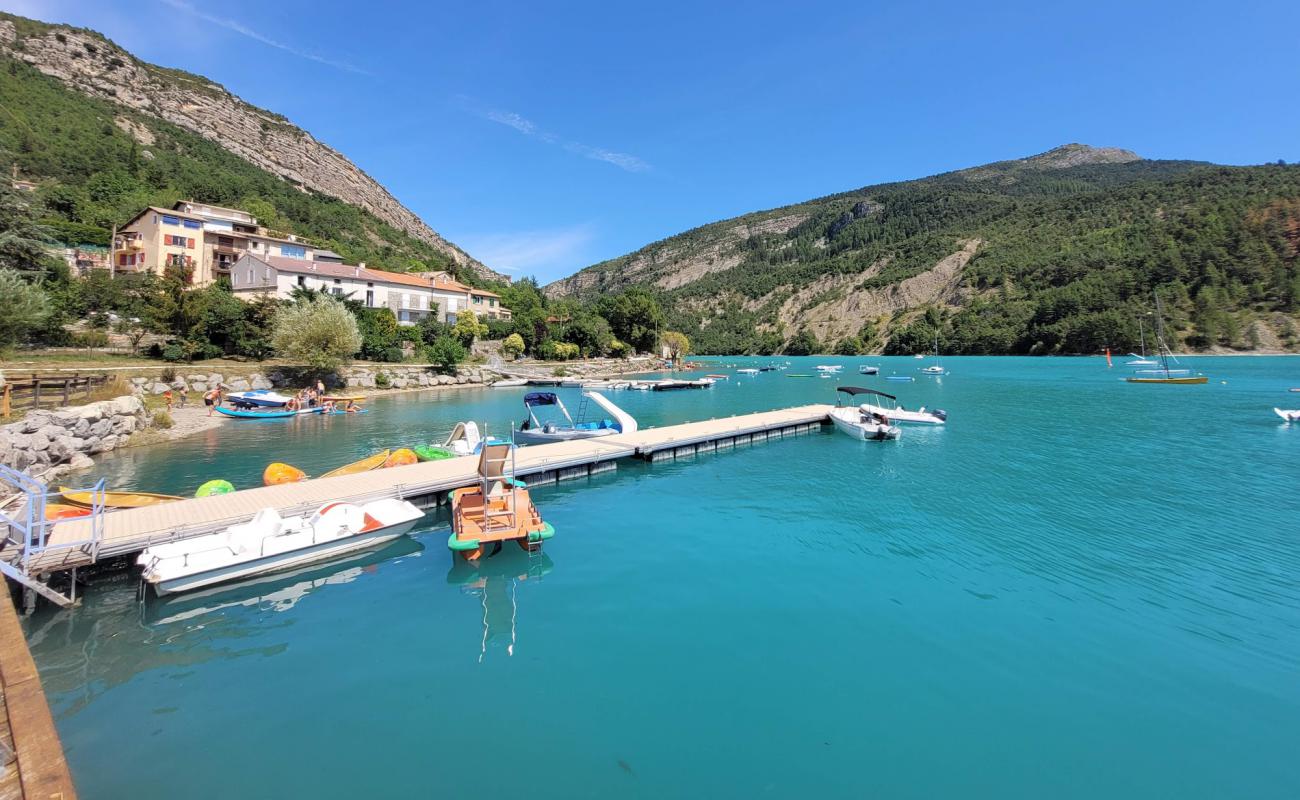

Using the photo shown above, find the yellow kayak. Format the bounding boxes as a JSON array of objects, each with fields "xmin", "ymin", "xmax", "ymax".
[
  {"xmin": 59, "ymin": 487, "xmax": 182, "ymax": 509},
  {"xmin": 320, "ymin": 449, "xmax": 391, "ymax": 479}
]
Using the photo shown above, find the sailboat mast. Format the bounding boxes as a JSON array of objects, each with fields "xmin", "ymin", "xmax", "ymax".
[{"xmin": 1154, "ymin": 292, "xmax": 1170, "ymax": 375}]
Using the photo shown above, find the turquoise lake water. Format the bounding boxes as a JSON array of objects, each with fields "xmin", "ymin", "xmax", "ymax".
[{"xmin": 21, "ymin": 355, "xmax": 1300, "ymax": 798}]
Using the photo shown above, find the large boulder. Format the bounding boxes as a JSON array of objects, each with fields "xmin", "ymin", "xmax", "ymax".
[
  {"xmin": 29, "ymin": 432, "xmax": 50, "ymax": 452},
  {"xmin": 113, "ymin": 416, "xmax": 139, "ymax": 435},
  {"xmin": 47, "ymin": 436, "xmax": 75, "ymax": 463},
  {"xmin": 72, "ymin": 418, "xmax": 91, "ymax": 437},
  {"xmin": 150, "ymin": 382, "xmax": 170, "ymax": 395},
  {"xmin": 68, "ymin": 453, "xmax": 94, "ymax": 470},
  {"xmin": 391, "ymin": 377, "xmax": 409, "ymax": 389},
  {"xmin": 89, "ymin": 418, "xmax": 114, "ymax": 438},
  {"xmin": 207, "ymin": 373, "xmax": 224, "ymax": 386},
  {"xmin": 20, "ymin": 412, "xmax": 52, "ymax": 434},
  {"xmin": 51, "ymin": 410, "xmax": 80, "ymax": 427},
  {"xmin": 189, "ymin": 381, "xmax": 208, "ymax": 392},
  {"xmin": 38, "ymin": 424, "xmax": 66, "ymax": 441},
  {"xmin": 74, "ymin": 402, "xmax": 105, "ymax": 422},
  {"xmin": 110, "ymin": 396, "xmax": 144, "ymax": 416},
  {"xmin": 250, "ymin": 374, "xmax": 273, "ymax": 390},
  {"xmin": 227, "ymin": 378, "xmax": 251, "ymax": 392}
]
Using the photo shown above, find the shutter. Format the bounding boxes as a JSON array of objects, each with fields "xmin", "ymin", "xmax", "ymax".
[{"xmin": 188, "ymin": 238, "xmax": 195, "ymax": 249}]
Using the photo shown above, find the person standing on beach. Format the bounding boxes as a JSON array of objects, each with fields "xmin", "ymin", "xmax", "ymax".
[
  {"xmin": 204, "ymin": 387, "xmax": 220, "ymax": 416},
  {"xmin": 316, "ymin": 378, "xmax": 325, "ymax": 396},
  {"xmin": 163, "ymin": 388, "xmax": 174, "ymax": 412},
  {"xmin": 178, "ymin": 385, "xmax": 188, "ymax": 408}
]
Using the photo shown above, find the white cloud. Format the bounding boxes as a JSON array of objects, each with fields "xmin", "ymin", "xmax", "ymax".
[
  {"xmin": 457, "ymin": 225, "xmax": 596, "ymax": 277},
  {"xmin": 478, "ymin": 106, "xmax": 650, "ymax": 173},
  {"xmin": 157, "ymin": 0, "xmax": 371, "ymax": 75}
]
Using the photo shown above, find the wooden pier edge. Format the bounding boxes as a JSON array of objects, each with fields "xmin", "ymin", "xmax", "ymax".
[{"xmin": 0, "ymin": 593, "xmax": 77, "ymax": 800}]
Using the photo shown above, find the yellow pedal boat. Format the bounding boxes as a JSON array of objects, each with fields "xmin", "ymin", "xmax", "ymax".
[
  {"xmin": 59, "ymin": 487, "xmax": 182, "ymax": 509},
  {"xmin": 320, "ymin": 449, "xmax": 391, "ymax": 479}
]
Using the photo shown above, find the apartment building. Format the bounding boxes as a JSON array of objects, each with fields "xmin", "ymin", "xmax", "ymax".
[
  {"xmin": 230, "ymin": 254, "xmax": 447, "ymax": 325},
  {"xmin": 111, "ymin": 201, "xmax": 323, "ymax": 286},
  {"xmin": 420, "ymin": 271, "xmax": 511, "ymax": 322}
]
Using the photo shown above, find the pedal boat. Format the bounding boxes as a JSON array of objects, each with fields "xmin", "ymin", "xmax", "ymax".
[
  {"xmin": 138, "ymin": 498, "xmax": 424, "ymax": 595},
  {"xmin": 448, "ymin": 444, "xmax": 554, "ymax": 561}
]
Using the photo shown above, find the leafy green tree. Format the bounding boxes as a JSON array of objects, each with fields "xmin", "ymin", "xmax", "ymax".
[
  {"xmin": 0, "ymin": 268, "xmax": 49, "ymax": 350},
  {"xmin": 597, "ymin": 288, "xmax": 664, "ymax": 353},
  {"xmin": 784, "ymin": 329, "xmax": 821, "ymax": 355},
  {"xmin": 270, "ymin": 295, "xmax": 362, "ymax": 370},
  {"xmin": 452, "ymin": 309, "xmax": 488, "ymax": 346},
  {"xmin": 0, "ymin": 186, "xmax": 53, "ymax": 274},
  {"xmin": 354, "ymin": 307, "xmax": 401, "ymax": 361},
  {"xmin": 661, "ymin": 330, "xmax": 690, "ymax": 362}
]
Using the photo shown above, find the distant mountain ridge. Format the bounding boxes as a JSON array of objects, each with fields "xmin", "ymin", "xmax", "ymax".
[
  {"xmin": 0, "ymin": 12, "xmax": 505, "ymax": 283},
  {"xmin": 547, "ymin": 145, "xmax": 1300, "ymax": 354}
]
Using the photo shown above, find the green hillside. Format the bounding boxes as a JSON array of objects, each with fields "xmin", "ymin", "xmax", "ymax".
[
  {"xmin": 0, "ymin": 55, "xmax": 465, "ymax": 278},
  {"xmin": 549, "ymin": 147, "xmax": 1300, "ymax": 354}
]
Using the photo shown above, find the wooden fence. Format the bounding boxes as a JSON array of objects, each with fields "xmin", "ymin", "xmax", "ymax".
[{"xmin": 1, "ymin": 373, "xmax": 110, "ymax": 416}]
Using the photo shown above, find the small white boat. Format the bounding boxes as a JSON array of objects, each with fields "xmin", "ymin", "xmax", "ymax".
[
  {"xmin": 919, "ymin": 365, "xmax": 947, "ymax": 376},
  {"xmin": 491, "ymin": 378, "xmax": 529, "ymax": 388},
  {"xmin": 737, "ymin": 368, "xmax": 760, "ymax": 375},
  {"xmin": 1275, "ymin": 408, "xmax": 1300, "ymax": 423},
  {"xmin": 138, "ymin": 499, "xmax": 425, "ymax": 595},
  {"xmin": 856, "ymin": 392, "xmax": 947, "ymax": 425},
  {"xmin": 830, "ymin": 388, "xmax": 901, "ymax": 441},
  {"xmin": 815, "ymin": 365, "xmax": 843, "ymax": 374},
  {"xmin": 913, "ymin": 354, "xmax": 925, "ymax": 360},
  {"xmin": 226, "ymin": 389, "xmax": 293, "ymax": 408},
  {"xmin": 859, "ymin": 365, "xmax": 879, "ymax": 375},
  {"xmin": 514, "ymin": 391, "xmax": 637, "ymax": 445}
]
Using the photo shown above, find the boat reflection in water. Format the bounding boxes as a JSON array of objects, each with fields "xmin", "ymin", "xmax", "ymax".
[
  {"xmin": 144, "ymin": 537, "xmax": 424, "ymax": 626},
  {"xmin": 446, "ymin": 547, "xmax": 553, "ymax": 663}
]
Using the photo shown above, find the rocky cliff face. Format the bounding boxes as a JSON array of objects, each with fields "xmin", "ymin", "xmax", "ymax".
[{"xmin": 0, "ymin": 15, "xmax": 506, "ymax": 283}]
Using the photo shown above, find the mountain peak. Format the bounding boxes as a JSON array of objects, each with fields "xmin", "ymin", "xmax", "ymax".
[{"xmin": 1023, "ymin": 143, "xmax": 1142, "ymax": 169}]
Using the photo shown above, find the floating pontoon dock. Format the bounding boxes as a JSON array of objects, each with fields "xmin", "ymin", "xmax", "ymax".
[{"xmin": 3, "ymin": 405, "xmax": 833, "ymax": 595}]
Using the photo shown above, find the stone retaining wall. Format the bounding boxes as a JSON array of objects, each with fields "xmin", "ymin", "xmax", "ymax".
[
  {"xmin": 128, "ymin": 365, "xmax": 499, "ymax": 395},
  {"xmin": 0, "ymin": 395, "xmax": 147, "ymax": 474}
]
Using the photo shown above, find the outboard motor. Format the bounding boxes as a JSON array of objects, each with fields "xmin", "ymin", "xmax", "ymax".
[
  {"xmin": 543, "ymin": 422, "xmax": 558, "ymax": 434},
  {"xmin": 932, "ymin": 409, "xmax": 948, "ymax": 421}
]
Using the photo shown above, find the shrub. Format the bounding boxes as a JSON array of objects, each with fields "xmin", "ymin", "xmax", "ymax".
[
  {"xmin": 428, "ymin": 334, "xmax": 467, "ymax": 369},
  {"xmin": 159, "ymin": 366, "xmax": 177, "ymax": 383},
  {"xmin": 71, "ymin": 330, "xmax": 110, "ymax": 348},
  {"xmin": 452, "ymin": 309, "xmax": 488, "ymax": 346},
  {"xmin": 151, "ymin": 409, "xmax": 174, "ymax": 429},
  {"xmin": 270, "ymin": 296, "xmax": 363, "ymax": 370},
  {"xmin": 0, "ymin": 269, "xmax": 49, "ymax": 351},
  {"xmin": 375, "ymin": 372, "xmax": 391, "ymax": 388},
  {"xmin": 501, "ymin": 333, "xmax": 525, "ymax": 359},
  {"xmin": 380, "ymin": 345, "xmax": 405, "ymax": 363},
  {"xmin": 608, "ymin": 338, "xmax": 632, "ymax": 359}
]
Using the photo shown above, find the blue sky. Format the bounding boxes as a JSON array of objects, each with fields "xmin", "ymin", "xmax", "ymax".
[{"xmin": 5, "ymin": 0, "xmax": 1300, "ymax": 282}]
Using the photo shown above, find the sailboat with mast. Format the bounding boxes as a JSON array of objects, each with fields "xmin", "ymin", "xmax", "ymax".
[
  {"xmin": 1126, "ymin": 292, "xmax": 1208, "ymax": 385},
  {"xmin": 1125, "ymin": 317, "xmax": 1159, "ymax": 367},
  {"xmin": 919, "ymin": 331, "xmax": 947, "ymax": 375}
]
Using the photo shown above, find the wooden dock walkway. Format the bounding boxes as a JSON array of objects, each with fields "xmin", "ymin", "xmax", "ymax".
[
  {"xmin": 12, "ymin": 404, "xmax": 832, "ymax": 574},
  {"xmin": 0, "ymin": 593, "xmax": 77, "ymax": 799}
]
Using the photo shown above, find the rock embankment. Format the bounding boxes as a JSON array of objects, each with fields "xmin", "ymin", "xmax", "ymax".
[{"xmin": 0, "ymin": 396, "xmax": 146, "ymax": 476}]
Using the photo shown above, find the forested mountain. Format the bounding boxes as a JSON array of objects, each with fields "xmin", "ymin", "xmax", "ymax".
[
  {"xmin": 0, "ymin": 12, "xmax": 503, "ymax": 283},
  {"xmin": 547, "ymin": 145, "xmax": 1300, "ymax": 354}
]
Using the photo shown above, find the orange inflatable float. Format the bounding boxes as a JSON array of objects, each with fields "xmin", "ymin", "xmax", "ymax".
[
  {"xmin": 382, "ymin": 448, "xmax": 418, "ymax": 468},
  {"xmin": 263, "ymin": 462, "xmax": 307, "ymax": 486}
]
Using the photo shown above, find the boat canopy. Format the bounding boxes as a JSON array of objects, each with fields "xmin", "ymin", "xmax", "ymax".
[
  {"xmin": 524, "ymin": 392, "xmax": 559, "ymax": 406},
  {"xmin": 837, "ymin": 386, "xmax": 896, "ymax": 400}
]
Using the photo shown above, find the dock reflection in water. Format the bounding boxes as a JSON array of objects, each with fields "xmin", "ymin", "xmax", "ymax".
[{"xmin": 446, "ymin": 547, "xmax": 554, "ymax": 662}]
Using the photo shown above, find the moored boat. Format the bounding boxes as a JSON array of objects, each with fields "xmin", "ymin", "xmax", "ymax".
[
  {"xmin": 383, "ymin": 448, "xmax": 419, "ymax": 468},
  {"xmin": 263, "ymin": 463, "xmax": 306, "ymax": 485},
  {"xmin": 45, "ymin": 503, "xmax": 92, "ymax": 520},
  {"xmin": 854, "ymin": 392, "xmax": 947, "ymax": 425},
  {"xmin": 1272, "ymin": 408, "xmax": 1299, "ymax": 422},
  {"xmin": 195, "ymin": 479, "xmax": 234, "ymax": 498},
  {"xmin": 737, "ymin": 368, "xmax": 760, "ymax": 375},
  {"xmin": 59, "ymin": 486, "xmax": 182, "ymax": 509},
  {"xmin": 138, "ymin": 498, "xmax": 425, "ymax": 595},
  {"xmin": 885, "ymin": 375, "xmax": 915, "ymax": 382},
  {"xmin": 515, "ymin": 391, "xmax": 637, "ymax": 445},
  {"xmin": 216, "ymin": 405, "xmax": 324, "ymax": 420},
  {"xmin": 491, "ymin": 379, "xmax": 530, "ymax": 388},
  {"xmin": 414, "ymin": 444, "xmax": 456, "ymax": 461},
  {"xmin": 1126, "ymin": 292, "xmax": 1208, "ymax": 385},
  {"xmin": 829, "ymin": 387, "xmax": 901, "ymax": 441},
  {"xmin": 226, "ymin": 389, "xmax": 293, "ymax": 408},
  {"xmin": 447, "ymin": 443, "xmax": 553, "ymax": 561},
  {"xmin": 320, "ymin": 450, "xmax": 390, "ymax": 479},
  {"xmin": 859, "ymin": 365, "xmax": 879, "ymax": 375}
]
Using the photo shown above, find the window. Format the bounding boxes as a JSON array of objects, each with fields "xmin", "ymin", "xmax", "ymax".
[
  {"xmin": 161, "ymin": 214, "xmax": 180, "ymax": 226},
  {"xmin": 365, "ymin": 289, "xmax": 374, "ymax": 307},
  {"xmin": 332, "ymin": 287, "xmax": 343, "ymax": 297},
  {"xmin": 164, "ymin": 235, "xmax": 195, "ymax": 248},
  {"xmin": 297, "ymin": 275, "xmax": 306, "ymax": 287},
  {"xmin": 473, "ymin": 295, "xmax": 483, "ymax": 304},
  {"xmin": 490, "ymin": 299, "xmax": 497, "ymax": 307},
  {"xmin": 280, "ymin": 244, "xmax": 306, "ymax": 259},
  {"xmin": 183, "ymin": 219, "xmax": 202, "ymax": 229}
]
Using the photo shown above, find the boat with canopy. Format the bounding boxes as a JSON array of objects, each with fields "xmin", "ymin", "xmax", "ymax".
[
  {"xmin": 829, "ymin": 387, "xmax": 901, "ymax": 441},
  {"xmin": 514, "ymin": 391, "xmax": 637, "ymax": 445},
  {"xmin": 853, "ymin": 390, "xmax": 947, "ymax": 425}
]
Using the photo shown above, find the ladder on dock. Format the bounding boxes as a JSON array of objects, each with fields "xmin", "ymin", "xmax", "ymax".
[{"xmin": 0, "ymin": 465, "xmax": 105, "ymax": 608}]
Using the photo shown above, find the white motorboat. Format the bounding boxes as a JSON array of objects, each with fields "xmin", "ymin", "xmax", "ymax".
[
  {"xmin": 514, "ymin": 391, "xmax": 637, "ymax": 445},
  {"xmin": 226, "ymin": 389, "xmax": 293, "ymax": 408},
  {"xmin": 830, "ymin": 388, "xmax": 901, "ymax": 441},
  {"xmin": 859, "ymin": 365, "xmax": 879, "ymax": 375},
  {"xmin": 138, "ymin": 498, "xmax": 425, "ymax": 595},
  {"xmin": 856, "ymin": 390, "xmax": 947, "ymax": 425},
  {"xmin": 1275, "ymin": 408, "xmax": 1300, "ymax": 423},
  {"xmin": 914, "ymin": 354, "xmax": 925, "ymax": 359},
  {"xmin": 737, "ymin": 368, "xmax": 760, "ymax": 375},
  {"xmin": 815, "ymin": 365, "xmax": 843, "ymax": 374},
  {"xmin": 491, "ymin": 378, "xmax": 529, "ymax": 388}
]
